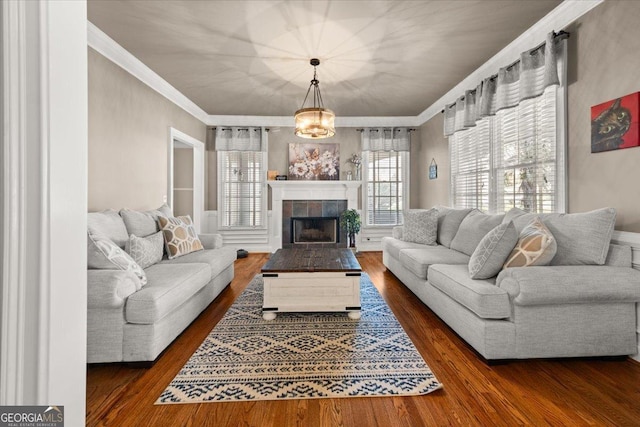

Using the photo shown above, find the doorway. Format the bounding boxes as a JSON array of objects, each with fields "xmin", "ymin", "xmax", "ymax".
[{"xmin": 167, "ymin": 128, "xmax": 205, "ymax": 232}]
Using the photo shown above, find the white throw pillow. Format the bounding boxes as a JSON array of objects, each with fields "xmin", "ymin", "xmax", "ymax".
[
  {"xmin": 402, "ymin": 209, "xmax": 438, "ymax": 245},
  {"xmin": 87, "ymin": 231, "xmax": 147, "ymax": 289},
  {"xmin": 125, "ymin": 231, "xmax": 164, "ymax": 269}
]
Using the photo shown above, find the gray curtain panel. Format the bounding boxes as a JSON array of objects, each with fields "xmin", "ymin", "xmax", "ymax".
[
  {"xmin": 214, "ymin": 126, "xmax": 264, "ymax": 151},
  {"xmin": 361, "ymin": 127, "xmax": 411, "ymax": 152}
]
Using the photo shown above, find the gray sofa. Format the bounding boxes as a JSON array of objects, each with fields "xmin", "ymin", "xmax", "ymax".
[
  {"xmin": 383, "ymin": 206, "xmax": 640, "ymax": 361},
  {"xmin": 87, "ymin": 206, "xmax": 236, "ymax": 363}
]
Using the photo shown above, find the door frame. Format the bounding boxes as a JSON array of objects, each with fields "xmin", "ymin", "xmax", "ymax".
[{"xmin": 167, "ymin": 127, "xmax": 205, "ymax": 232}]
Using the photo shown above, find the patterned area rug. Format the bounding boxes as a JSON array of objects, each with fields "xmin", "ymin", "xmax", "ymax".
[{"xmin": 157, "ymin": 273, "xmax": 441, "ymax": 403}]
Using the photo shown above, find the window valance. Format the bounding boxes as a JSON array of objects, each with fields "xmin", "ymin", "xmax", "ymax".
[
  {"xmin": 444, "ymin": 32, "xmax": 563, "ymax": 136},
  {"xmin": 214, "ymin": 127, "xmax": 264, "ymax": 151},
  {"xmin": 361, "ymin": 127, "xmax": 410, "ymax": 152}
]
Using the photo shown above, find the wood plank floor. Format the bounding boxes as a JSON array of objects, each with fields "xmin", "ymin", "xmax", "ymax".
[{"xmin": 87, "ymin": 252, "xmax": 640, "ymax": 426}]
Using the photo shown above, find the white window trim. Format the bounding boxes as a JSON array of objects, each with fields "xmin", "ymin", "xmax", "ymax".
[{"xmin": 362, "ymin": 150, "xmax": 410, "ymax": 228}]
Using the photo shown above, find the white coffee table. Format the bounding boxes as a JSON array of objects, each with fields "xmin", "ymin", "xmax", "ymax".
[{"xmin": 261, "ymin": 248, "xmax": 362, "ymax": 320}]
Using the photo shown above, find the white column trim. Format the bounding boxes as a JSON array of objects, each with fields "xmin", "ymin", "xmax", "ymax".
[{"xmin": 1, "ymin": 0, "xmax": 28, "ymax": 404}]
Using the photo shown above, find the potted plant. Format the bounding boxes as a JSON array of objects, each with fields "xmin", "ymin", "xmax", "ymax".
[{"xmin": 339, "ymin": 209, "xmax": 361, "ymax": 253}]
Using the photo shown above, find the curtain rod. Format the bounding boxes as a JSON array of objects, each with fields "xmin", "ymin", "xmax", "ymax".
[
  {"xmin": 440, "ymin": 30, "xmax": 570, "ymax": 113},
  {"xmin": 211, "ymin": 127, "xmax": 269, "ymax": 132},
  {"xmin": 355, "ymin": 128, "xmax": 416, "ymax": 132}
]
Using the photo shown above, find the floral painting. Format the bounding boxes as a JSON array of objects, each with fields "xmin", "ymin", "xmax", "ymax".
[{"xmin": 288, "ymin": 143, "xmax": 340, "ymax": 180}]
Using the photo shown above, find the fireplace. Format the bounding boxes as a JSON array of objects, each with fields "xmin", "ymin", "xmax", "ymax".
[{"xmin": 291, "ymin": 217, "xmax": 339, "ymax": 244}]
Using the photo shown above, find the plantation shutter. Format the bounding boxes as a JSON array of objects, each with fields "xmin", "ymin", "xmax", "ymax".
[
  {"xmin": 366, "ymin": 151, "xmax": 404, "ymax": 226},
  {"xmin": 221, "ymin": 151, "xmax": 264, "ymax": 227}
]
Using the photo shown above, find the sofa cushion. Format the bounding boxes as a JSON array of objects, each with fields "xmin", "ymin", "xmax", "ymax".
[
  {"xmin": 398, "ymin": 246, "xmax": 470, "ymax": 280},
  {"xmin": 381, "ymin": 236, "xmax": 430, "ymax": 260},
  {"xmin": 450, "ymin": 210, "xmax": 505, "ymax": 256},
  {"xmin": 428, "ymin": 264, "xmax": 510, "ymax": 319},
  {"xmin": 125, "ymin": 231, "xmax": 164, "ymax": 269},
  {"xmin": 545, "ymin": 208, "xmax": 616, "ymax": 265},
  {"xmin": 435, "ymin": 206, "xmax": 474, "ymax": 248},
  {"xmin": 469, "ymin": 221, "xmax": 518, "ymax": 279},
  {"xmin": 87, "ymin": 231, "xmax": 147, "ymax": 289},
  {"xmin": 158, "ymin": 215, "xmax": 204, "ymax": 259},
  {"xmin": 161, "ymin": 246, "xmax": 238, "ymax": 278},
  {"xmin": 126, "ymin": 263, "xmax": 211, "ymax": 324},
  {"xmin": 88, "ymin": 209, "xmax": 129, "ymax": 249},
  {"xmin": 605, "ymin": 244, "xmax": 632, "ymax": 268},
  {"xmin": 504, "ymin": 217, "xmax": 557, "ymax": 268},
  {"xmin": 403, "ymin": 209, "xmax": 438, "ymax": 245},
  {"xmin": 120, "ymin": 207, "xmax": 169, "ymax": 237},
  {"xmin": 504, "ymin": 207, "xmax": 617, "ymax": 266}
]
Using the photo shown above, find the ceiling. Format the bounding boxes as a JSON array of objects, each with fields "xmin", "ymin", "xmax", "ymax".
[{"xmin": 88, "ymin": 0, "xmax": 562, "ymax": 118}]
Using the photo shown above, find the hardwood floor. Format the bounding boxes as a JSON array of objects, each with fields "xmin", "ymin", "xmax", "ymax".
[{"xmin": 87, "ymin": 252, "xmax": 640, "ymax": 426}]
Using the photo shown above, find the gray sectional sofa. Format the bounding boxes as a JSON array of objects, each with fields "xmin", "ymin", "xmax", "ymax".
[
  {"xmin": 383, "ymin": 206, "xmax": 640, "ymax": 361},
  {"xmin": 87, "ymin": 206, "xmax": 236, "ymax": 363}
]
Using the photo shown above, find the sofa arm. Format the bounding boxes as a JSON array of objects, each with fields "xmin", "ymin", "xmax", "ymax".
[
  {"xmin": 392, "ymin": 226, "xmax": 403, "ymax": 240},
  {"xmin": 198, "ymin": 233, "xmax": 223, "ymax": 249},
  {"xmin": 87, "ymin": 270, "xmax": 139, "ymax": 309},
  {"xmin": 496, "ymin": 266, "xmax": 640, "ymax": 306}
]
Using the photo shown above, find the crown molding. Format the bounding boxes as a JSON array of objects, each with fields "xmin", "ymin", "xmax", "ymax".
[
  {"xmin": 87, "ymin": 21, "xmax": 210, "ymax": 124},
  {"xmin": 416, "ymin": 0, "xmax": 604, "ymax": 125},
  {"xmin": 88, "ymin": 0, "xmax": 602, "ymax": 129}
]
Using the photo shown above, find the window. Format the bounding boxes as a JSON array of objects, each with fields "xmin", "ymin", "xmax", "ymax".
[
  {"xmin": 364, "ymin": 150, "xmax": 408, "ymax": 226},
  {"xmin": 450, "ymin": 86, "xmax": 563, "ymax": 214},
  {"xmin": 218, "ymin": 151, "xmax": 265, "ymax": 228}
]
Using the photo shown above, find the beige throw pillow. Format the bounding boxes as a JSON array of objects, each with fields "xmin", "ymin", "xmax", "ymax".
[
  {"xmin": 158, "ymin": 215, "xmax": 204, "ymax": 259},
  {"xmin": 503, "ymin": 217, "xmax": 557, "ymax": 268}
]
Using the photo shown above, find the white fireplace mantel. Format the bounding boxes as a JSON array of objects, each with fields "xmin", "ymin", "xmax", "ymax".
[{"xmin": 268, "ymin": 180, "xmax": 361, "ymax": 250}]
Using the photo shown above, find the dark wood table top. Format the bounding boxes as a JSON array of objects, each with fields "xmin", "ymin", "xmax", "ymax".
[{"xmin": 261, "ymin": 248, "xmax": 362, "ymax": 273}]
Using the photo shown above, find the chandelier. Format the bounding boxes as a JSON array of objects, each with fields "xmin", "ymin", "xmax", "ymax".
[{"xmin": 294, "ymin": 58, "xmax": 335, "ymax": 139}]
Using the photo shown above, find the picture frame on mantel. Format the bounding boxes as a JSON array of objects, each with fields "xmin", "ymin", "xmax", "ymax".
[{"xmin": 288, "ymin": 143, "xmax": 340, "ymax": 180}]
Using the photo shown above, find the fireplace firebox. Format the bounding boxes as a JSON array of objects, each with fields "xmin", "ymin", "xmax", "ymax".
[{"xmin": 291, "ymin": 217, "xmax": 339, "ymax": 244}]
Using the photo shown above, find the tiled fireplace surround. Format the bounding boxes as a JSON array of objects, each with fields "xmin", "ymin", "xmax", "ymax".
[
  {"xmin": 268, "ymin": 181, "xmax": 361, "ymax": 250},
  {"xmin": 282, "ymin": 200, "xmax": 348, "ymax": 248}
]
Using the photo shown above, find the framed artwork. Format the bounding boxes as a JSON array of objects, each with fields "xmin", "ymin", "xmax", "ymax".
[
  {"xmin": 288, "ymin": 143, "xmax": 340, "ymax": 180},
  {"xmin": 429, "ymin": 158, "xmax": 437, "ymax": 180},
  {"xmin": 591, "ymin": 92, "xmax": 639, "ymax": 153}
]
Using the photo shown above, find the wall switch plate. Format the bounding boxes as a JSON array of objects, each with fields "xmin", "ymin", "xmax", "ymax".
[{"xmin": 163, "ymin": 195, "xmax": 167, "ymax": 203}]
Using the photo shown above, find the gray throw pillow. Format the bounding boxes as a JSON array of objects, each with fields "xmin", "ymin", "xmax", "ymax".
[
  {"xmin": 450, "ymin": 210, "xmax": 505, "ymax": 256},
  {"xmin": 87, "ymin": 231, "xmax": 147, "ymax": 289},
  {"xmin": 120, "ymin": 208, "xmax": 167, "ymax": 237},
  {"xmin": 435, "ymin": 206, "xmax": 474, "ymax": 248},
  {"xmin": 402, "ymin": 209, "xmax": 438, "ymax": 245},
  {"xmin": 88, "ymin": 209, "xmax": 129, "ymax": 249},
  {"xmin": 468, "ymin": 221, "xmax": 518, "ymax": 279},
  {"xmin": 125, "ymin": 231, "xmax": 164, "ymax": 269}
]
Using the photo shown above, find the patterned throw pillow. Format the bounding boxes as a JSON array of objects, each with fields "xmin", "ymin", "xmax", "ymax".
[
  {"xmin": 402, "ymin": 209, "xmax": 438, "ymax": 245},
  {"xmin": 504, "ymin": 217, "xmax": 557, "ymax": 268},
  {"xmin": 468, "ymin": 221, "xmax": 518, "ymax": 279},
  {"xmin": 87, "ymin": 231, "xmax": 147, "ymax": 289},
  {"xmin": 158, "ymin": 215, "xmax": 204, "ymax": 259},
  {"xmin": 125, "ymin": 231, "xmax": 164, "ymax": 269}
]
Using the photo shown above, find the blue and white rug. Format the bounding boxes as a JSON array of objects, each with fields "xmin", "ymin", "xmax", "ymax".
[{"xmin": 157, "ymin": 273, "xmax": 441, "ymax": 403}]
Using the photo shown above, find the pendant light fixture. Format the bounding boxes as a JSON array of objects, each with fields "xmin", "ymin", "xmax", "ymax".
[{"xmin": 294, "ymin": 58, "xmax": 335, "ymax": 139}]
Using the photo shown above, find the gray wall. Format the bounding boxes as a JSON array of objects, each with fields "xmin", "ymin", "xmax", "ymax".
[
  {"xmin": 565, "ymin": 0, "xmax": 640, "ymax": 232},
  {"xmin": 88, "ymin": 48, "xmax": 207, "ymax": 211},
  {"xmin": 413, "ymin": 0, "xmax": 640, "ymax": 232}
]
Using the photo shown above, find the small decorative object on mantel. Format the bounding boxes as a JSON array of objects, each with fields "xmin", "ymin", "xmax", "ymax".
[
  {"xmin": 339, "ymin": 209, "xmax": 361, "ymax": 255},
  {"xmin": 591, "ymin": 92, "xmax": 639, "ymax": 153},
  {"xmin": 346, "ymin": 153, "xmax": 362, "ymax": 181},
  {"xmin": 429, "ymin": 158, "xmax": 438, "ymax": 180},
  {"xmin": 288, "ymin": 143, "xmax": 340, "ymax": 180},
  {"xmin": 275, "ymin": 175, "xmax": 288, "ymax": 180},
  {"xmin": 267, "ymin": 170, "xmax": 278, "ymax": 180}
]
